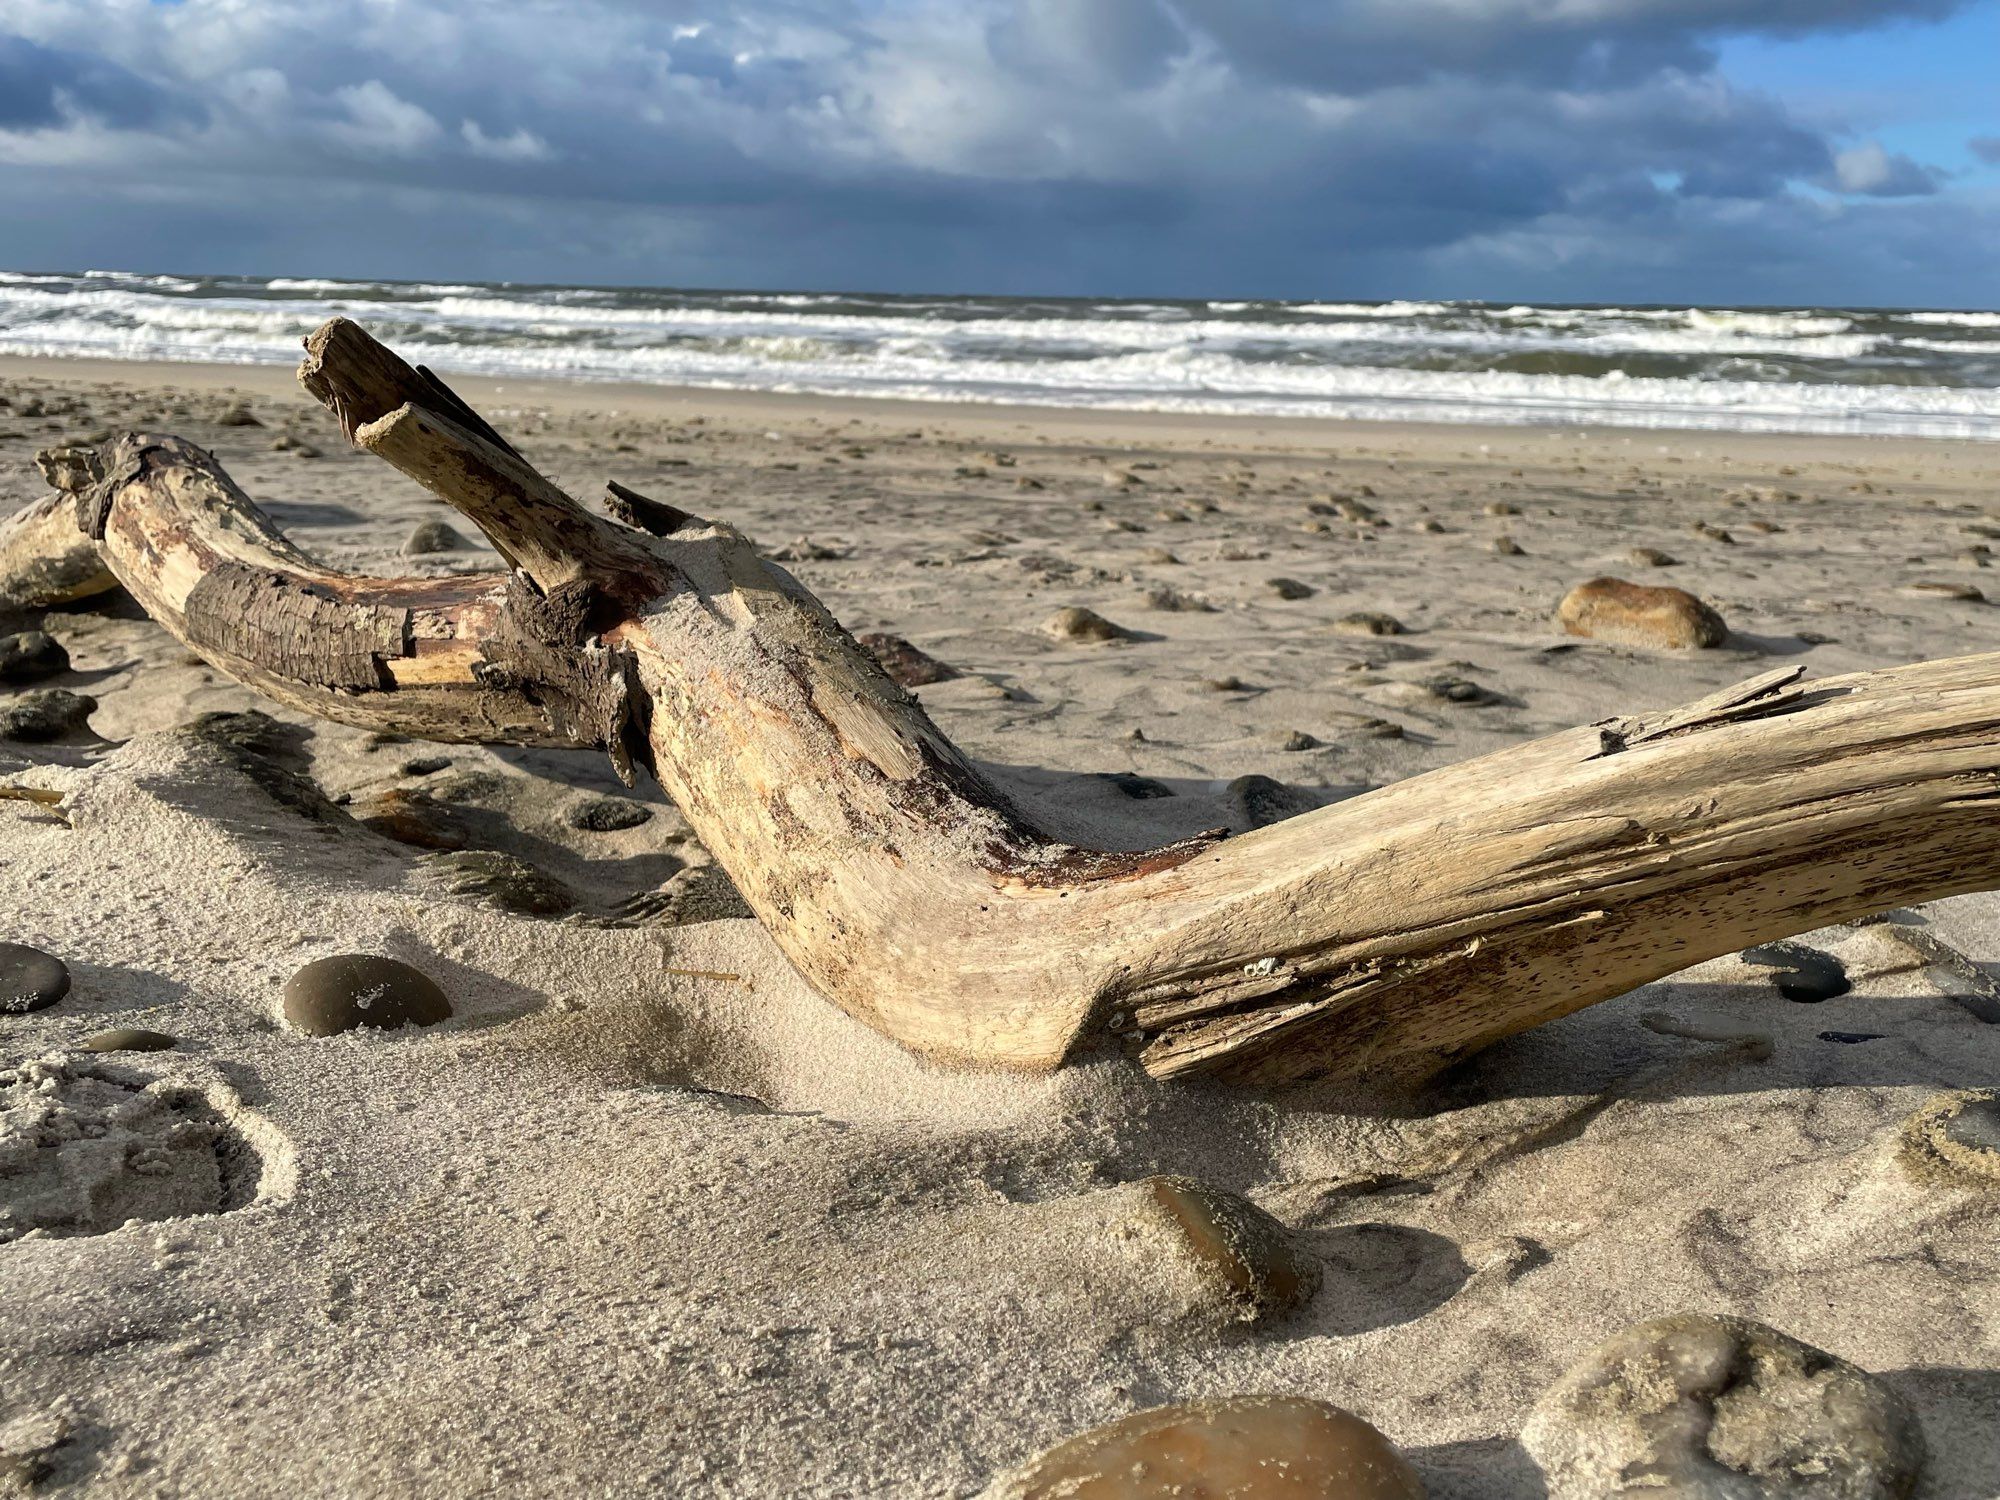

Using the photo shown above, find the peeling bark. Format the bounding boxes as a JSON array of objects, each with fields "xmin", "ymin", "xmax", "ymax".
[{"xmin": 12, "ymin": 316, "xmax": 2000, "ymax": 1093}]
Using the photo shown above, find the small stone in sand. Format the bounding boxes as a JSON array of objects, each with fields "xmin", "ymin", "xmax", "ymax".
[
  {"xmin": 421, "ymin": 851, "xmax": 576, "ymax": 916},
  {"xmin": 1557, "ymin": 577, "xmax": 1727, "ymax": 650},
  {"xmin": 1486, "ymin": 500, "xmax": 1521, "ymax": 516},
  {"xmin": 1898, "ymin": 1090, "xmax": 2000, "ymax": 1189},
  {"xmin": 1143, "ymin": 584, "xmax": 1217, "ymax": 613},
  {"xmin": 1139, "ymin": 1175, "xmax": 1320, "ymax": 1320},
  {"xmin": 1223, "ymin": 774, "xmax": 1317, "ymax": 829},
  {"xmin": 0, "ymin": 689, "xmax": 97, "ymax": 742},
  {"xmin": 0, "ymin": 942, "xmax": 70, "ymax": 1014},
  {"xmin": 1334, "ymin": 612, "xmax": 1405, "ymax": 636},
  {"xmin": 981, "ymin": 1397, "xmax": 1422, "ymax": 1500},
  {"xmin": 1904, "ymin": 580, "xmax": 1984, "ymax": 602},
  {"xmin": 1628, "ymin": 546, "xmax": 1679, "ymax": 567},
  {"xmin": 1521, "ymin": 1312, "xmax": 1923, "ymax": 1500},
  {"xmin": 400, "ymin": 755, "xmax": 451, "ymax": 777},
  {"xmin": 1266, "ymin": 577, "xmax": 1315, "ymax": 600},
  {"xmin": 282, "ymin": 954, "xmax": 451, "ymax": 1036},
  {"xmin": 858, "ymin": 631, "xmax": 960, "ymax": 687},
  {"xmin": 1426, "ymin": 675, "xmax": 1498, "ymax": 705},
  {"xmin": 569, "ymin": 796, "xmax": 654, "ymax": 832},
  {"xmin": 353, "ymin": 788, "xmax": 467, "ymax": 850},
  {"xmin": 1490, "ymin": 535, "xmax": 1524, "ymax": 555},
  {"xmin": 79, "ymin": 1028, "xmax": 176, "ymax": 1053},
  {"xmin": 1275, "ymin": 729, "xmax": 1320, "ymax": 751},
  {"xmin": 1692, "ymin": 521, "xmax": 1737, "ymax": 544},
  {"xmin": 0, "ymin": 631, "xmax": 67, "ymax": 684},
  {"xmin": 403, "ymin": 519, "xmax": 470, "ymax": 555},
  {"xmin": 1100, "ymin": 772, "xmax": 1173, "ymax": 800},
  {"xmin": 215, "ymin": 402, "xmax": 262, "ymax": 427},
  {"xmin": 1043, "ymin": 607, "xmax": 1131, "ymax": 644},
  {"xmin": 1742, "ymin": 940, "xmax": 1851, "ymax": 1002}
]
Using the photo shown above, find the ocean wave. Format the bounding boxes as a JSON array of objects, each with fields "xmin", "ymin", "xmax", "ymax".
[{"xmin": 1, "ymin": 269, "xmax": 1994, "ymax": 439}]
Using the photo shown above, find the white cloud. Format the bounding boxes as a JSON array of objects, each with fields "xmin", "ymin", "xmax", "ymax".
[
  {"xmin": 1831, "ymin": 140, "xmax": 1942, "ymax": 196},
  {"xmin": 324, "ymin": 80, "xmax": 443, "ymax": 157},
  {"xmin": 461, "ymin": 120, "xmax": 555, "ymax": 163}
]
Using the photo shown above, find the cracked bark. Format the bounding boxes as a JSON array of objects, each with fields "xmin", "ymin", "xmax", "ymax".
[{"xmin": 14, "ymin": 316, "xmax": 2000, "ymax": 1092}]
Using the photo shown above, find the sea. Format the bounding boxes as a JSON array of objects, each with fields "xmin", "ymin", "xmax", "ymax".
[{"xmin": 3, "ymin": 268, "xmax": 1998, "ymax": 440}]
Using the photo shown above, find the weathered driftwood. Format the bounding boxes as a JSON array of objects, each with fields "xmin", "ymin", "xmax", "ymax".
[
  {"xmin": 1, "ymin": 483, "xmax": 116, "ymax": 611},
  {"xmin": 18, "ymin": 317, "xmax": 2000, "ymax": 1091}
]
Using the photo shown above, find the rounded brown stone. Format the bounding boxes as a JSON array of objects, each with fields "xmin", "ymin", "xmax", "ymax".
[
  {"xmin": 983, "ymin": 1397, "xmax": 1424, "ymax": 1499},
  {"xmin": 0, "ymin": 942, "xmax": 70, "ymax": 1014},
  {"xmin": 1140, "ymin": 1175, "xmax": 1321, "ymax": 1321},
  {"xmin": 1556, "ymin": 577, "xmax": 1727, "ymax": 650},
  {"xmin": 1044, "ymin": 606, "xmax": 1131, "ymax": 644},
  {"xmin": 282, "ymin": 955, "xmax": 451, "ymax": 1036},
  {"xmin": 1899, "ymin": 1089, "xmax": 2000, "ymax": 1189}
]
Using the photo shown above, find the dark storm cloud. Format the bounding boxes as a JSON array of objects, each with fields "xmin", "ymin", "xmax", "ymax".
[{"xmin": 0, "ymin": 0, "xmax": 1986, "ymax": 306}]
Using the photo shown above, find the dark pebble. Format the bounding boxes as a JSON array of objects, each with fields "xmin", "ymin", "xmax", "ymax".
[
  {"xmin": 569, "ymin": 796, "xmax": 655, "ymax": 832},
  {"xmin": 1266, "ymin": 577, "xmax": 1315, "ymax": 601},
  {"xmin": 400, "ymin": 756, "xmax": 452, "ymax": 777},
  {"xmin": 1819, "ymin": 1031, "xmax": 1886, "ymax": 1044},
  {"xmin": 0, "ymin": 631, "xmax": 68, "ymax": 685},
  {"xmin": 1101, "ymin": 771, "xmax": 1174, "ymax": 800},
  {"xmin": 0, "ymin": 942, "xmax": 70, "ymax": 1014},
  {"xmin": 1943, "ymin": 1096, "xmax": 2000, "ymax": 1155},
  {"xmin": 282, "ymin": 955, "xmax": 451, "ymax": 1036},
  {"xmin": 403, "ymin": 520, "xmax": 470, "ymax": 555},
  {"xmin": 0, "ymin": 689, "xmax": 96, "ymax": 743},
  {"xmin": 79, "ymin": 1028, "xmax": 176, "ymax": 1053},
  {"xmin": 1743, "ymin": 941, "xmax": 1851, "ymax": 1002},
  {"xmin": 857, "ymin": 631, "xmax": 959, "ymax": 688}
]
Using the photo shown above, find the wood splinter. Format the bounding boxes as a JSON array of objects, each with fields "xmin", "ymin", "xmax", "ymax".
[{"xmin": 15, "ymin": 315, "xmax": 2000, "ymax": 1092}]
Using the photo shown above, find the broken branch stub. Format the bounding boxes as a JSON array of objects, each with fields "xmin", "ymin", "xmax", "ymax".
[{"xmin": 14, "ymin": 314, "xmax": 2000, "ymax": 1094}]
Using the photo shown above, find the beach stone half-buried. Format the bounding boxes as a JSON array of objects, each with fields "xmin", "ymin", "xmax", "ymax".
[
  {"xmin": 282, "ymin": 954, "xmax": 451, "ymax": 1036},
  {"xmin": 1898, "ymin": 1090, "xmax": 2000, "ymax": 1190},
  {"xmin": 1557, "ymin": 577, "xmax": 1728, "ymax": 650},
  {"xmin": 980, "ymin": 1396, "xmax": 1424, "ymax": 1500},
  {"xmin": 1136, "ymin": 1175, "xmax": 1321, "ymax": 1322},
  {"xmin": 568, "ymin": 795, "xmax": 654, "ymax": 832},
  {"xmin": 858, "ymin": 630, "xmax": 960, "ymax": 687},
  {"xmin": 1044, "ymin": 606, "xmax": 1132, "ymax": 644},
  {"xmin": 78, "ymin": 1027, "xmax": 176, "ymax": 1053},
  {"xmin": 0, "ymin": 688, "xmax": 97, "ymax": 743},
  {"xmin": 0, "ymin": 631, "xmax": 68, "ymax": 685},
  {"xmin": 0, "ymin": 942, "xmax": 70, "ymax": 1014},
  {"xmin": 1521, "ymin": 1312, "xmax": 1924, "ymax": 1500}
]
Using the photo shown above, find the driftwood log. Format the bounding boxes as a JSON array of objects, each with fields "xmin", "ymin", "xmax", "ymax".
[{"xmin": 14, "ymin": 318, "xmax": 2000, "ymax": 1090}]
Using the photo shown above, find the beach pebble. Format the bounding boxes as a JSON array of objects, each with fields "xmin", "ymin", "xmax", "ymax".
[
  {"xmin": 981, "ymin": 1397, "xmax": 1422, "ymax": 1500},
  {"xmin": 0, "ymin": 631, "xmax": 68, "ymax": 684},
  {"xmin": 402, "ymin": 519, "xmax": 471, "ymax": 554},
  {"xmin": 1140, "ymin": 547, "xmax": 1181, "ymax": 565},
  {"xmin": 419, "ymin": 850, "xmax": 576, "ymax": 916},
  {"xmin": 1898, "ymin": 1090, "xmax": 2000, "ymax": 1189},
  {"xmin": 214, "ymin": 402, "xmax": 262, "ymax": 426},
  {"xmin": 1275, "ymin": 729, "xmax": 1320, "ymax": 751},
  {"xmin": 1742, "ymin": 941, "xmax": 1851, "ymax": 1002},
  {"xmin": 1522, "ymin": 1312, "xmax": 1923, "ymax": 1500},
  {"xmin": 1490, "ymin": 534, "xmax": 1525, "ymax": 555},
  {"xmin": 78, "ymin": 1028, "xmax": 176, "ymax": 1053},
  {"xmin": 1903, "ymin": 580, "xmax": 1984, "ymax": 602},
  {"xmin": 1266, "ymin": 577, "xmax": 1315, "ymax": 600},
  {"xmin": 1692, "ymin": 521, "xmax": 1737, "ymax": 544},
  {"xmin": 1223, "ymin": 774, "xmax": 1318, "ymax": 829},
  {"xmin": 1629, "ymin": 546, "xmax": 1680, "ymax": 567},
  {"xmin": 1044, "ymin": 607, "xmax": 1131, "ymax": 644},
  {"xmin": 1137, "ymin": 1175, "xmax": 1320, "ymax": 1321},
  {"xmin": 858, "ymin": 630, "xmax": 959, "ymax": 687},
  {"xmin": 1557, "ymin": 577, "xmax": 1728, "ymax": 649},
  {"xmin": 0, "ymin": 688, "xmax": 97, "ymax": 742},
  {"xmin": 1426, "ymin": 675, "xmax": 1498, "ymax": 705},
  {"xmin": 569, "ymin": 796, "xmax": 654, "ymax": 832},
  {"xmin": 1334, "ymin": 611, "xmax": 1406, "ymax": 636},
  {"xmin": 400, "ymin": 755, "xmax": 451, "ymax": 777},
  {"xmin": 282, "ymin": 954, "xmax": 451, "ymax": 1036},
  {"xmin": 1100, "ymin": 771, "xmax": 1173, "ymax": 800},
  {"xmin": 0, "ymin": 942, "xmax": 70, "ymax": 1014},
  {"xmin": 1144, "ymin": 583, "xmax": 1218, "ymax": 613},
  {"xmin": 353, "ymin": 788, "xmax": 467, "ymax": 850}
]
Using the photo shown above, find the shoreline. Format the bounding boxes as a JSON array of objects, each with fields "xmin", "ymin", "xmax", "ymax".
[{"xmin": 0, "ymin": 350, "xmax": 1991, "ymax": 468}]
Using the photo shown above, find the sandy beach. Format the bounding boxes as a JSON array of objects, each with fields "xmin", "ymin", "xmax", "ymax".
[{"xmin": 7, "ymin": 352, "xmax": 2000, "ymax": 1496}]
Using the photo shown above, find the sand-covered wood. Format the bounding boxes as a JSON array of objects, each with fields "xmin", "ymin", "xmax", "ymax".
[{"xmin": 17, "ymin": 318, "xmax": 2000, "ymax": 1092}]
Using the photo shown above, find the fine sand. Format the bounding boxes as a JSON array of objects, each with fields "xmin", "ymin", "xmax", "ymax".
[{"xmin": 5, "ymin": 354, "xmax": 2000, "ymax": 1496}]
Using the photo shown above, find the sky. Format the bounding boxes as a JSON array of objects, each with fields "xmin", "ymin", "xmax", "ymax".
[{"xmin": 0, "ymin": 0, "xmax": 1995, "ymax": 307}]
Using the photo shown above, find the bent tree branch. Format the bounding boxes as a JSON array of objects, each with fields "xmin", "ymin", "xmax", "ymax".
[{"xmin": 14, "ymin": 318, "xmax": 2000, "ymax": 1092}]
